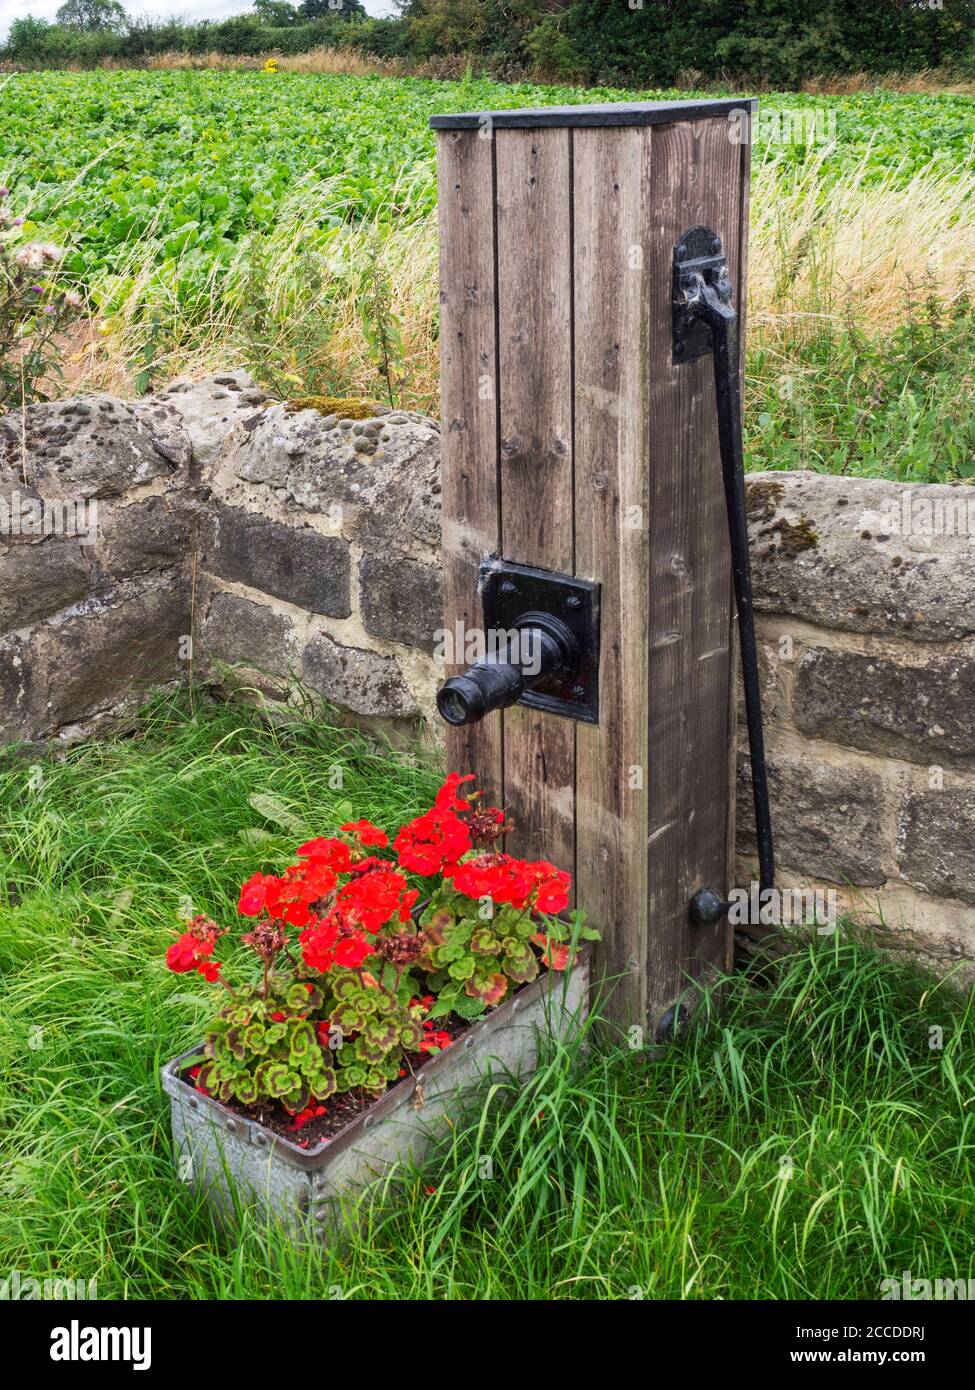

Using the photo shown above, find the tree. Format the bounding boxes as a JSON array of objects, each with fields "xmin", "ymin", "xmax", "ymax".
[
  {"xmin": 54, "ymin": 0, "xmax": 129, "ymax": 32},
  {"xmin": 5, "ymin": 15, "xmax": 52, "ymax": 57},
  {"xmin": 297, "ymin": 0, "xmax": 367, "ymax": 19},
  {"xmin": 253, "ymin": 0, "xmax": 299, "ymax": 25}
]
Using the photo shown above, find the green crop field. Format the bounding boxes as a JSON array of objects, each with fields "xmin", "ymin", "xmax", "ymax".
[
  {"xmin": 3, "ymin": 69, "xmax": 975, "ymax": 479},
  {"xmin": 4, "ymin": 71, "xmax": 974, "ymax": 297}
]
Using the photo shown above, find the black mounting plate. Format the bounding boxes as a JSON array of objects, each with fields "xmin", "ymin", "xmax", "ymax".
[
  {"xmin": 672, "ymin": 224, "xmax": 729, "ymax": 364},
  {"xmin": 479, "ymin": 559, "xmax": 600, "ymax": 725}
]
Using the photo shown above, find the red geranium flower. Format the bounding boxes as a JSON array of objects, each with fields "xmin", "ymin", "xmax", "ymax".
[
  {"xmin": 299, "ymin": 915, "xmax": 339, "ymax": 972},
  {"xmin": 166, "ymin": 915, "xmax": 225, "ymax": 981},
  {"xmin": 448, "ymin": 854, "xmax": 521, "ymax": 905},
  {"xmin": 435, "ymin": 772, "xmax": 476, "ymax": 812},
  {"xmin": 334, "ymin": 932, "xmax": 376, "ymax": 969},
  {"xmin": 341, "ymin": 818, "xmax": 389, "ymax": 848},
  {"xmin": 297, "ymin": 859, "xmax": 340, "ymax": 899},
  {"xmin": 296, "ymin": 837, "xmax": 353, "ymax": 873},
  {"xmin": 521, "ymin": 860, "xmax": 572, "ymax": 915},
  {"xmin": 237, "ymin": 872, "xmax": 279, "ymax": 917},
  {"xmin": 394, "ymin": 806, "xmax": 471, "ymax": 876},
  {"xmin": 336, "ymin": 867, "xmax": 418, "ymax": 933}
]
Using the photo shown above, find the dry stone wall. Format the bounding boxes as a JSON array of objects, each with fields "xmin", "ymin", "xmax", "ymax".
[
  {"xmin": 740, "ymin": 471, "xmax": 975, "ymax": 974},
  {"xmin": 0, "ymin": 390, "xmax": 194, "ymax": 745},
  {"xmin": 195, "ymin": 383, "xmax": 443, "ymax": 733},
  {"xmin": 1, "ymin": 372, "xmax": 972, "ymax": 972}
]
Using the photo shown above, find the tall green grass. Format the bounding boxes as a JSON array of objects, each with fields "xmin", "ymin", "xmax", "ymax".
[{"xmin": 0, "ymin": 695, "xmax": 972, "ymax": 1299}]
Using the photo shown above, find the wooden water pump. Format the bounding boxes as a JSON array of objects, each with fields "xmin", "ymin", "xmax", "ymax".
[{"xmin": 432, "ymin": 98, "xmax": 770, "ymax": 1034}]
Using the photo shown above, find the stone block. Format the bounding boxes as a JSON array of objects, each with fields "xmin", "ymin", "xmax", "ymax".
[
  {"xmin": 747, "ymin": 471, "xmax": 975, "ymax": 641},
  {"xmin": 359, "ymin": 553, "xmax": 443, "ymax": 651},
  {"xmin": 737, "ymin": 748, "xmax": 890, "ymax": 886},
  {"xmin": 201, "ymin": 590, "xmax": 298, "ymax": 687},
  {"xmin": 302, "ymin": 631, "xmax": 417, "ymax": 718},
  {"xmin": 208, "ymin": 504, "xmax": 350, "ymax": 617},
  {"xmin": 794, "ymin": 647, "xmax": 975, "ymax": 763},
  {"xmin": 897, "ymin": 790, "xmax": 975, "ymax": 905}
]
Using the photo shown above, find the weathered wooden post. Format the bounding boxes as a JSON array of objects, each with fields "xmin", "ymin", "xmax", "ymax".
[{"xmin": 433, "ymin": 99, "xmax": 757, "ymax": 1033}]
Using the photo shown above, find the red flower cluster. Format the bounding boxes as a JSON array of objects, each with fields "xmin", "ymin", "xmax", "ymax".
[
  {"xmin": 166, "ymin": 915, "xmax": 224, "ymax": 983},
  {"xmin": 300, "ymin": 918, "xmax": 374, "ymax": 972},
  {"xmin": 393, "ymin": 806, "xmax": 471, "ymax": 876},
  {"xmin": 163, "ymin": 774, "xmax": 587, "ymax": 1124},
  {"xmin": 296, "ymin": 837, "xmax": 353, "ymax": 871},
  {"xmin": 419, "ymin": 1022, "xmax": 453, "ymax": 1054},
  {"xmin": 165, "ymin": 775, "xmax": 574, "ymax": 1000},
  {"xmin": 390, "ymin": 772, "xmax": 477, "ymax": 876},
  {"xmin": 233, "ymin": 818, "xmax": 421, "ymax": 975},
  {"xmin": 341, "ymin": 819, "xmax": 388, "ymax": 848},
  {"xmin": 436, "ymin": 773, "xmax": 475, "ymax": 811},
  {"xmin": 447, "ymin": 853, "xmax": 570, "ymax": 915},
  {"xmin": 292, "ymin": 1101, "xmax": 328, "ymax": 1131},
  {"xmin": 299, "ymin": 865, "xmax": 417, "ymax": 972},
  {"xmin": 337, "ymin": 867, "xmax": 417, "ymax": 934},
  {"xmin": 237, "ymin": 865, "xmax": 334, "ymax": 928}
]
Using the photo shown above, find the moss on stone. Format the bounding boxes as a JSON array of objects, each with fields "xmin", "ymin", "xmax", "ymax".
[
  {"xmin": 744, "ymin": 479, "xmax": 817, "ymax": 553},
  {"xmin": 745, "ymin": 476, "xmax": 785, "ymax": 521},
  {"xmin": 772, "ymin": 515, "xmax": 819, "ymax": 554},
  {"xmin": 284, "ymin": 396, "xmax": 383, "ymax": 421}
]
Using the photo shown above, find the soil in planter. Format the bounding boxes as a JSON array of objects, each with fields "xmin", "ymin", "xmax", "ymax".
[{"xmin": 181, "ymin": 1013, "xmax": 471, "ymax": 1151}]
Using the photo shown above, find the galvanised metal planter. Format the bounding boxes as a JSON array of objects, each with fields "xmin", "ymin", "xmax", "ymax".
[{"xmin": 162, "ymin": 946, "xmax": 590, "ymax": 1240}]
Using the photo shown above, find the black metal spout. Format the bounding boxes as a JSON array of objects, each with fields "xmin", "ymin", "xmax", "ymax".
[{"xmin": 436, "ymin": 614, "xmax": 577, "ymax": 727}]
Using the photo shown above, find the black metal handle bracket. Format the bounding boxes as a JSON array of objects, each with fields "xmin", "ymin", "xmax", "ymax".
[{"xmin": 673, "ymin": 226, "xmax": 775, "ymax": 925}]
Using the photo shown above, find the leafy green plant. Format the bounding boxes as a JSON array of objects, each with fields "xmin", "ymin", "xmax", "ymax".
[
  {"xmin": 418, "ymin": 893, "xmax": 593, "ymax": 1017},
  {"xmin": 327, "ymin": 966, "xmax": 424, "ymax": 1093},
  {"xmin": 200, "ymin": 974, "xmax": 337, "ymax": 1112}
]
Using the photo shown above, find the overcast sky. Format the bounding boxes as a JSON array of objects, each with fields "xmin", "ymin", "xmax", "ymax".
[{"xmin": 0, "ymin": 0, "xmax": 395, "ymax": 40}]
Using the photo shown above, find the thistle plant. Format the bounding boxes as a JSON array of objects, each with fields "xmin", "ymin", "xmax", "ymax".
[
  {"xmin": 0, "ymin": 187, "xmax": 86, "ymax": 411},
  {"xmin": 166, "ymin": 774, "xmax": 598, "ymax": 1116}
]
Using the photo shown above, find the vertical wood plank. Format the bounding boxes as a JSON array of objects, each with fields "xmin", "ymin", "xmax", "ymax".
[
  {"xmin": 494, "ymin": 127, "xmax": 575, "ymax": 876},
  {"xmin": 573, "ymin": 125, "xmax": 651, "ymax": 1026},
  {"xmin": 436, "ymin": 129, "xmax": 503, "ymax": 804},
  {"xmin": 645, "ymin": 117, "xmax": 744, "ymax": 1025}
]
